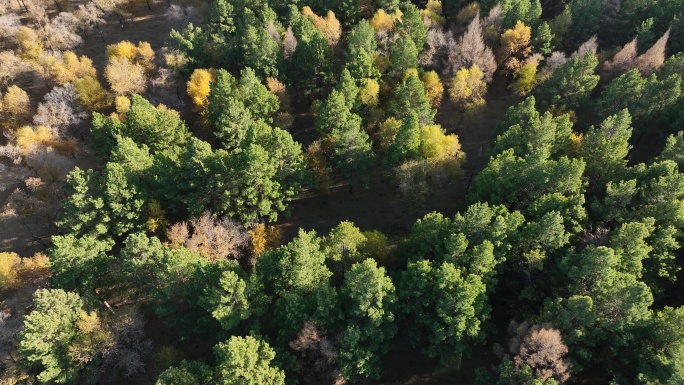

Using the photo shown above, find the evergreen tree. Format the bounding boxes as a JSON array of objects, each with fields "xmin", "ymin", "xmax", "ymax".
[
  {"xmin": 387, "ymin": 72, "xmax": 436, "ymax": 124},
  {"xmin": 534, "ymin": 51, "xmax": 599, "ymax": 111},
  {"xmin": 338, "ymin": 259, "xmax": 397, "ymax": 381},
  {"xmin": 385, "ymin": 112, "xmax": 421, "ymax": 167}
]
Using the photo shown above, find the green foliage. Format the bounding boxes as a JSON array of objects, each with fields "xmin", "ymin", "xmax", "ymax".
[
  {"xmin": 534, "ymin": 51, "xmax": 599, "ymax": 111},
  {"xmin": 338, "ymin": 259, "xmax": 397, "ymax": 381},
  {"xmin": 396, "ymin": 2, "xmax": 428, "ymax": 50},
  {"xmin": 597, "ymin": 69, "xmax": 682, "ymax": 123},
  {"xmin": 470, "ymin": 149, "xmax": 585, "ymax": 210},
  {"xmin": 241, "ymin": 24, "xmax": 282, "ymax": 79},
  {"xmin": 387, "ymin": 34, "xmax": 418, "ymax": 80},
  {"xmin": 493, "ymin": 97, "xmax": 573, "ymax": 158},
  {"xmin": 500, "ymin": 0, "xmax": 542, "ymax": 30},
  {"xmin": 566, "ymin": 0, "xmax": 603, "ymax": 50},
  {"xmin": 92, "ymin": 95, "xmax": 189, "ymax": 155},
  {"xmin": 289, "ymin": 26, "xmax": 334, "ymax": 97},
  {"xmin": 396, "ymin": 259, "xmax": 488, "ymax": 365},
  {"xmin": 198, "ymin": 262, "xmax": 251, "ymax": 331},
  {"xmin": 207, "ymin": 68, "xmax": 279, "ymax": 150},
  {"xmin": 329, "ymin": 113, "xmax": 376, "ymax": 186},
  {"xmin": 385, "ymin": 112, "xmax": 421, "ymax": 167},
  {"xmin": 157, "ymin": 361, "xmax": 213, "ymax": 385},
  {"xmin": 533, "ymin": 22, "xmax": 555, "ymax": 55},
  {"xmin": 580, "ymin": 109, "xmax": 633, "ymax": 187},
  {"xmin": 496, "ymin": 359, "xmax": 558, "ymax": 385},
  {"xmin": 49, "ymin": 234, "xmax": 114, "ymax": 292},
  {"xmin": 18, "ymin": 289, "xmax": 85, "ymax": 384},
  {"xmin": 214, "ymin": 336, "xmax": 285, "ymax": 385},
  {"xmin": 387, "ymin": 71, "xmax": 436, "ymax": 124}
]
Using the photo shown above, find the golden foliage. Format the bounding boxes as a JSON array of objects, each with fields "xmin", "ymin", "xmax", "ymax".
[
  {"xmin": 511, "ymin": 60, "xmax": 538, "ymax": 96},
  {"xmin": 107, "ymin": 40, "xmax": 137, "ymax": 61},
  {"xmin": 359, "ymin": 230, "xmax": 391, "ymax": 266},
  {"xmin": 266, "ymin": 76, "xmax": 290, "ymax": 110},
  {"xmin": 377, "ymin": 117, "xmax": 403, "ymax": 150},
  {"xmin": 456, "ymin": 2, "xmax": 480, "ymax": 25},
  {"xmin": 115, "ymin": 96, "xmax": 131, "ymax": 117},
  {"xmin": 370, "ymin": 9, "xmax": 396, "ymax": 32},
  {"xmin": 497, "ymin": 21, "xmax": 532, "ymax": 74},
  {"xmin": 0, "ymin": 252, "xmax": 20, "ymax": 290},
  {"xmin": 570, "ymin": 132, "xmax": 583, "ymax": 156},
  {"xmin": 187, "ymin": 68, "xmax": 216, "ymax": 112},
  {"xmin": 14, "ymin": 125, "xmax": 78, "ymax": 156},
  {"xmin": 106, "ymin": 40, "xmax": 156, "ymax": 73},
  {"xmin": 421, "ymin": 70, "xmax": 444, "ymax": 109},
  {"xmin": 146, "ymin": 200, "xmax": 168, "ymax": 234},
  {"xmin": 449, "ymin": 64, "xmax": 487, "ymax": 113},
  {"xmin": 419, "ymin": 124, "xmax": 463, "ymax": 160},
  {"xmin": 15, "ymin": 26, "xmax": 43, "ymax": 60},
  {"xmin": 0, "ymin": 252, "xmax": 49, "ymax": 290},
  {"xmin": 302, "ymin": 7, "xmax": 342, "ymax": 46},
  {"xmin": 73, "ymin": 75, "xmax": 112, "ymax": 111},
  {"xmin": 374, "ymin": 52, "xmax": 390, "ymax": 74},
  {"xmin": 359, "ymin": 78, "xmax": 380, "ymax": 107},
  {"xmin": 249, "ymin": 223, "xmax": 268, "ymax": 258},
  {"xmin": 1, "ymin": 85, "xmax": 31, "ymax": 130},
  {"xmin": 421, "ymin": 0, "xmax": 445, "ymax": 27}
]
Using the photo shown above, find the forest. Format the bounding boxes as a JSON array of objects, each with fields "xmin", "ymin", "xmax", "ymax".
[{"xmin": 1, "ymin": 0, "xmax": 684, "ymax": 384}]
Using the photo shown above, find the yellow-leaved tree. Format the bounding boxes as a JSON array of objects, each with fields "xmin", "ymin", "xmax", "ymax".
[
  {"xmin": 497, "ymin": 21, "xmax": 532, "ymax": 75},
  {"xmin": 73, "ymin": 76, "xmax": 112, "ymax": 111},
  {"xmin": 449, "ymin": 64, "xmax": 487, "ymax": 114},
  {"xmin": 0, "ymin": 85, "xmax": 31, "ymax": 131},
  {"xmin": 187, "ymin": 68, "xmax": 216, "ymax": 112},
  {"xmin": 421, "ymin": 70, "xmax": 444, "ymax": 109},
  {"xmin": 302, "ymin": 7, "xmax": 342, "ymax": 46}
]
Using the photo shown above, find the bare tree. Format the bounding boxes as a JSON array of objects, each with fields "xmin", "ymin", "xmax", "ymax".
[
  {"xmin": 74, "ymin": 3, "xmax": 105, "ymax": 39},
  {"xmin": 33, "ymin": 84, "xmax": 88, "ymax": 135},
  {"xmin": 267, "ymin": 21, "xmax": 282, "ymax": 48},
  {"xmin": 185, "ymin": 212, "xmax": 248, "ymax": 261},
  {"xmin": 167, "ymin": 212, "xmax": 248, "ymax": 261},
  {"xmin": 636, "ymin": 29, "xmax": 670, "ymax": 75},
  {"xmin": 571, "ymin": 35, "xmax": 598, "ymax": 59},
  {"xmin": 448, "ymin": 14, "xmax": 497, "ymax": 82},
  {"xmin": 419, "ymin": 28, "xmax": 452, "ymax": 68},
  {"xmin": 0, "ymin": 50, "xmax": 24, "ymax": 87},
  {"xmin": 0, "ymin": 13, "xmax": 20, "ymax": 49},
  {"xmin": 290, "ymin": 320, "xmax": 342, "ymax": 384},
  {"xmin": 603, "ymin": 38, "xmax": 637, "ymax": 78},
  {"xmin": 44, "ymin": 12, "xmax": 83, "ymax": 51},
  {"xmin": 283, "ymin": 26, "xmax": 297, "ymax": 60},
  {"xmin": 499, "ymin": 320, "xmax": 572, "ymax": 384}
]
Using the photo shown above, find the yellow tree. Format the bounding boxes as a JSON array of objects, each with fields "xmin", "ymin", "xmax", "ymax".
[
  {"xmin": 15, "ymin": 26, "xmax": 44, "ymax": 60},
  {"xmin": 359, "ymin": 78, "xmax": 380, "ymax": 108},
  {"xmin": 73, "ymin": 76, "xmax": 112, "ymax": 111},
  {"xmin": 105, "ymin": 56, "xmax": 147, "ymax": 95},
  {"xmin": 302, "ymin": 7, "xmax": 342, "ymax": 46},
  {"xmin": 370, "ymin": 9, "xmax": 400, "ymax": 33},
  {"xmin": 421, "ymin": 70, "xmax": 444, "ymax": 109},
  {"xmin": 186, "ymin": 68, "xmax": 216, "ymax": 112},
  {"xmin": 106, "ymin": 40, "xmax": 155, "ymax": 73},
  {"xmin": 497, "ymin": 21, "xmax": 532, "ymax": 75},
  {"xmin": 449, "ymin": 64, "xmax": 487, "ymax": 114},
  {"xmin": 0, "ymin": 85, "xmax": 31, "ymax": 131},
  {"xmin": 421, "ymin": 0, "xmax": 446, "ymax": 27},
  {"xmin": 511, "ymin": 57, "xmax": 539, "ymax": 96}
]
